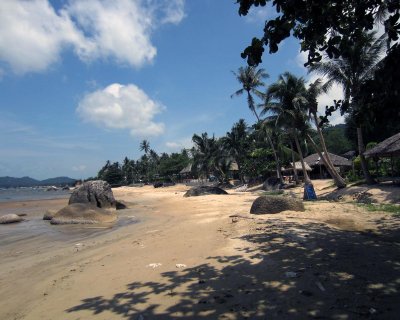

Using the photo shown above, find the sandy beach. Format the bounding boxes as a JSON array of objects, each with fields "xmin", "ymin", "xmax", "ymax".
[{"xmin": 0, "ymin": 182, "xmax": 399, "ymax": 319}]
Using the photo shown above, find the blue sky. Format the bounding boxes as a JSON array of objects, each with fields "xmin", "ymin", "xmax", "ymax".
[{"xmin": 0, "ymin": 0, "xmax": 343, "ymax": 180}]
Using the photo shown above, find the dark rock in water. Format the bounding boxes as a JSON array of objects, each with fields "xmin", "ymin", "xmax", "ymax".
[
  {"xmin": 50, "ymin": 203, "xmax": 117, "ymax": 225},
  {"xmin": 250, "ymin": 196, "xmax": 305, "ymax": 214},
  {"xmin": 62, "ymin": 186, "xmax": 70, "ymax": 190},
  {"xmin": 69, "ymin": 180, "xmax": 116, "ymax": 209},
  {"xmin": 43, "ymin": 210, "xmax": 56, "ymax": 220},
  {"xmin": 184, "ymin": 186, "xmax": 228, "ymax": 197},
  {"xmin": 262, "ymin": 177, "xmax": 283, "ymax": 191},
  {"xmin": 0, "ymin": 214, "xmax": 24, "ymax": 224}
]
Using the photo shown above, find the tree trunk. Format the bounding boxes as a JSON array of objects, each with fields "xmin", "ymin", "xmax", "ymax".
[
  {"xmin": 312, "ymin": 113, "xmax": 346, "ymax": 188},
  {"xmin": 357, "ymin": 127, "xmax": 376, "ymax": 184},
  {"xmin": 266, "ymin": 132, "xmax": 284, "ymax": 184},
  {"xmin": 237, "ymin": 161, "xmax": 245, "ymax": 183},
  {"xmin": 293, "ymin": 134, "xmax": 312, "ymax": 185},
  {"xmin": 247, "ymin": 91, "xmax": 261, "ymax": 122},
  {"xmin": 289, "ymin": 139, "xmax": 299, "ymax": 184},
  {"xmin": 307, "ymin": 133, "xmax": 347, "ymax": 188}
]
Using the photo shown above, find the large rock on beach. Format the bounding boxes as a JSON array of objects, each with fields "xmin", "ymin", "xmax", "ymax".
[
  {"xmin": 0, "ymin": 214, "xmax": 24, "ymax": 224},
  {"xmin": 250, "ymin": 195, "xmax": 305, "ymax": 214},
  {"xmin": 262, "ymin": 177, "xmax": 283, "ymax": 191},
  {"xmin": 50, "ymin": 203, "xmax": 117, "ymax": 225},
  {"xmin": 43, "ymin": 210, "xmax": 56, "ymax": 220},
  {"xmin": 184, "ymin": 186, "xmax": 228, "ymax": 197},
  {"xmin": 69, "ymin": 180, "xmax": 116, "ymax": 209}
]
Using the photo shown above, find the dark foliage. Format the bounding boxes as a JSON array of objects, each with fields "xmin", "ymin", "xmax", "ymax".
[{"xmin": 236, "ymin": 0, "xmax": 399, "ymax": 66}]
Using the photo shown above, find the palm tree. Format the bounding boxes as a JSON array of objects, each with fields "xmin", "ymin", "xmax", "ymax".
[
  {"xmin": 221, "ymin": 119, "xmax": 249, "ymax": 182},
  {"xmin": 231, "ymin": 66, "xmax": 269, "ymax": 121},
  {"xmin": 139, "ymin": 140, "xmax": 150, "ymax": 154},
  {"xmin": 306, "ymin": 79, "xmax": 347, "ymax": 188},
  {"xmin": 255, "ymin": 119, "xmax": 284, "ymax": 184},
  {"xmin": 192, "ymin": 133, "xmax": 227, "ymax": 182},
  {"xmin": 262, "ymin": 72, "xmax": 313, "ymax": 187},
  {"xmin": 309, "ymin": 32, "xmax": 386, "ymax": 184}
]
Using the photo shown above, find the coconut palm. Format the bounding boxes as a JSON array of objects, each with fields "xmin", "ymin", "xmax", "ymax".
[
  {"xmin": 232, "ymin": 66, "xmax": 285, "ymax": 183},
  {"xmin": 231, "ymin": 66, "xmax": 269, "ymax": 121},
  {"xmin": 192, "ymin": 133, "xmax": 231, "ymax": 183},
  {"xmin": 261, "ymin": 72, "xmax": 313, "ymax": 186},
  {"xmin": 221, "ymin": 119, "xmax": 249, "ymax": 182},
  {"xmin": 255, "ymin": 119, "xmax": 285, "ymax": 184},
  {"xmin": 139, "ymin": 140, "xmax": 150, "ymax": 154},
  {"xmin": 306, "ymin": 79, "xmax": 347, "ymax": 188},
  {"xmin": 309, "ymin": 32, "xmax": 386, "ymax": 184}
]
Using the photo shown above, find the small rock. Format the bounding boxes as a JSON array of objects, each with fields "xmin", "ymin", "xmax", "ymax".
[
  {"xmin": 0, "ymin": 214, "xmax": 24, "ymax": 224},
  {"xmin": 184, "ymin": 186, "xmax": 228, "ymax": 197}
]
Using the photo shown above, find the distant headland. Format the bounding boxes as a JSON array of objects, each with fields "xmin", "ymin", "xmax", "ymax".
[{"xmin": 0, "ymin": 176, "xmax": 77, "ymax": 188}]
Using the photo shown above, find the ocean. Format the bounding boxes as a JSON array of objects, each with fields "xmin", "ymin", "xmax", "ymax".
[{"xmin": 0, "ymin": 187, "xmax": 71, "ymax": 202}]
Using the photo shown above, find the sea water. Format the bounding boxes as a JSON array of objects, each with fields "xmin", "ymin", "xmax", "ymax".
[{"xmin": 0, "ymin": 187, "xmax": 71, "ymax": 202}]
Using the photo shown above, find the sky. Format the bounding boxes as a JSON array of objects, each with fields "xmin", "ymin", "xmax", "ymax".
[{"xmin": 0, "ymin": 0, "xmax": 345, "ymax": 180}]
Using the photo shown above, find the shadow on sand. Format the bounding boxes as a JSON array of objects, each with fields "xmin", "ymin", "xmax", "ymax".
[{"xmin": 66, "ymin": 219, "xmax": 400, "ymax": 319}]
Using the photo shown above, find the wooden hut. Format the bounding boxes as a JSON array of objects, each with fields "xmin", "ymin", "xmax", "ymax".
[
  {"xmin": 281, "ymin": 161, "xmax": 312, "ymax": 182},
  {"xmin": 364, "ymin": 133, "xmax": 400, "ymax": 158},
  {"xmin": 304, "ymin": 152, "xmax": 352, "ymax": 179},
  {"xmin": 364, "ymin": 132, "xmax": 400, "ymax": 178}
]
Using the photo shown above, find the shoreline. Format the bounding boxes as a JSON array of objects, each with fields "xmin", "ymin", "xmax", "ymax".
[{"xmin": 0, "ymin": 182, "xmax": 399, "ymax": 319}]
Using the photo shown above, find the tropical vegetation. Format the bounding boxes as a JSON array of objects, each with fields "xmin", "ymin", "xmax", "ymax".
[{"xmin": 94, "ymin": 1, "xmax": 399, "ymax": 190}]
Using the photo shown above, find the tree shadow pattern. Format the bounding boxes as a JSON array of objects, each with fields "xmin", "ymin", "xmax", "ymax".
[{"xmin": 66, "ymin": 218, "xmax": 400, "ymax": 319}]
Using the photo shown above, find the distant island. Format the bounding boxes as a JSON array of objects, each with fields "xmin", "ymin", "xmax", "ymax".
[{"xmin": 0, "ymin": 176, "xmax": 78, "ymax": 188}]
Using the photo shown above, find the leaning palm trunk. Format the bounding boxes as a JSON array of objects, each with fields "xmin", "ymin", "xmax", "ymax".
[
  {"xmin": 357, "ymin": 127, "xmax": 376, "ymax": 184},
  {"xmin": 307, "ymin": 135, "xmax": 347, "ymax": 188},
  {"xmin": 265, "ymin": 133, "xmax": 284, "ymax": 184},
  {"xmin": 293, "ymin": 134, "xmax": 312, "ymax": 185},
  {"xmin": 247, "ymin": 91, "xmax": 261, "ymax": 121},
  {"xmin": 289, "ymin": 140, "xmax": 299, "ymax": 184},
  {"xmin": 311, "ymin": 113, "xmax": 346, "ymax": 187},
  {"xmin": 307, "ymin": 134, "xmax": 346, "ymax": 188}
]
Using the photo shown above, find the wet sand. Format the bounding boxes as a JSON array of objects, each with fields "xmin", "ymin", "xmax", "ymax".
[{"xmin": 0, "ymin": 182, "xmax": 399, "ymax": 319}]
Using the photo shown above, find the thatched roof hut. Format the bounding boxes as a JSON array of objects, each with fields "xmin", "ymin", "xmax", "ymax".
[
  {"xmin": 364, "ymin": 132, "xmax": 400, "ymax": 158},
  {"xmin": 342, "ymin": 150, "xmax": 356, "ymax": 159},
  {"xmin": 282, "ymin": 161, "xmax": 312, "ymax": 172},
  {"xmin": 304, "ymin": 152, "xmax": 352, "ymax": 167},
  {"xmin": 179, "ymin": 164, "xmax": 192, "ymax": 174},
  {"xmin": 304, "ymin": 152, "xmax": 352, "ymax": 179}
]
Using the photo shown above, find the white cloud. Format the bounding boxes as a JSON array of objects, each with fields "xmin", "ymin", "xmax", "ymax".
[
  {"xmin": 0, "ymin": 0, "xmax": 83, "ymax": 73},
  {"xmin": 296, "ymin": 51, "xmax": 308, "ymax": 69},
  {"xmin": 165, "ymin": 137, "xmax": 192, "ymax": 151},
  {"xmin": 244, "ymin": 5, "xmax": 273, "ymax": 24},
  {"xmin": 295, "ymin": 47, "xmax": 345, "ymax": 125},
  {"xmin": 0, "ymin": 0, "xmax": 185, "ymax": 74},
  {"xmin": 307, "ymin": 74, "xmax": 345, "ymax": 125},
  {"xmin": 77, "ymin": 83, "xmax": 165, "ymax": 137},
  {"xmin": 149, "ymin": 0, "xmax": 186, "ymax": 24}
]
